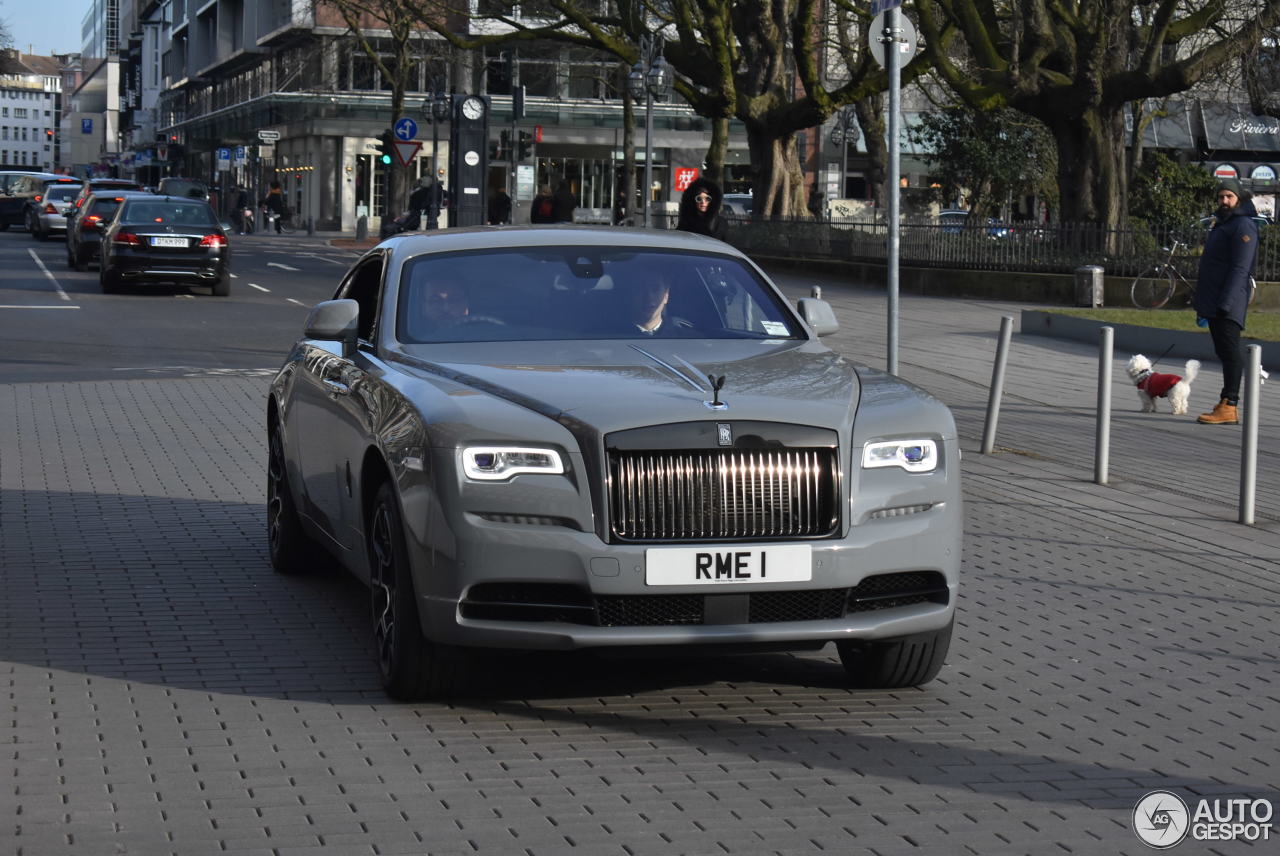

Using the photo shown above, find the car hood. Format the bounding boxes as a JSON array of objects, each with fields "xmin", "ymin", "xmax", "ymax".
[{"xmin": 394, "ymin": 339, "xmax": 859, "ymax": 433}]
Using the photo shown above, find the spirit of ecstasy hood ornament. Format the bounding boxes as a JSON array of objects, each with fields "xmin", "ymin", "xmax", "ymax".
[{"xmin": 705, "ymin": 374, "xmax": 727, "ymax": 410}]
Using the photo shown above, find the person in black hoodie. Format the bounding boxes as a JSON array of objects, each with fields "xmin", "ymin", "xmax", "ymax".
[
  {"xmin": 1193, "ymin": 178, "xmax": 1259, "ymax": 425},
  {"xmin": 677, "ymin": 177, "xmax": 727, "ymax": 240}
]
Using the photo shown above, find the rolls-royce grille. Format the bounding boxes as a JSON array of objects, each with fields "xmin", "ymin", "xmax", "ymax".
[
  {"xmin": 609, "ymin": 448, "xmax": 838, "ymax": 541},
  {"xmin": 459, "ymin": 573, "xmax": 948, "ymax": 627}
]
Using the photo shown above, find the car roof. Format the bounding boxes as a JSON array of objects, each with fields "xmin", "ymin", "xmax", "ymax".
[
  {"xmin": 380, "ymin": 225, "xmax": 752, "ymax": 266},
  {"xmin": 85, "ymin": 190, "xmax": 153, "ymax": 202}
]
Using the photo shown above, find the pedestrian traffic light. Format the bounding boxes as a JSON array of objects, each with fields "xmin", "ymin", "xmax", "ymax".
[
  {"xmin": 376, "ymin": 129, "xmax": 394, "ymax": 165},
  {"xmin": 518, "ymin": 130, "xmax": 533, "ymax": 160},
  {"xmin": 497, "ymin": 130, "xmax": 510, "ymax": 160}
]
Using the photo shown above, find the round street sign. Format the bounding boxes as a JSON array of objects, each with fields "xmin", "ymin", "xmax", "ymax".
[
  {"xmin": 1213, "ymin": 163, "xmax": 1239, "ymax": 179},
  {"xmin": 869, "ymin": 10, "xmax": 918, "ymax": 69},
  {"xmin": 395, "ymin": 117, "xmax": 418, "ymax": 141}
]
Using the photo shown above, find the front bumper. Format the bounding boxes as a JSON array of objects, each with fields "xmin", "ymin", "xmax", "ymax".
[{"xmin": 411, "ymin": 505, "xmax": 960, "ymax": 651}]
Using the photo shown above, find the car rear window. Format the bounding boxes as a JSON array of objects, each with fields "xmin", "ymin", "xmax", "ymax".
[
  {"xmin": 397, "ymin": 247, "xmax": 803, "ymax": 344},
  {"xmin": 123, "ymin": 201, "xmax": 217, "ymax": 227},
  {"xmin": 47, "ymin": 185, "xmax": 81, "ymax": 201},
  {"xmin": 88, "ymin": 198, "xmax": 123, "ymax": 217},
  {"xmin": 160, "ymin": 180, "xmax": 209, "ymax": 199}
]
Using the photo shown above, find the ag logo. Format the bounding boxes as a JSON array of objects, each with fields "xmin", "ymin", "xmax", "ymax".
[{"xmin": 1133, "ymin": 791, "xmax": 1190, "ymax": 848}]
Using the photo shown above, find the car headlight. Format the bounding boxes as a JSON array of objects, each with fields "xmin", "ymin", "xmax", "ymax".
[
  {"xmin": 861, "ymin": 439, "xmax": 938, "ymax": 473},
  {"xmin": 461, "ymin": 446, "xmax": 565, "ymax": 481}
]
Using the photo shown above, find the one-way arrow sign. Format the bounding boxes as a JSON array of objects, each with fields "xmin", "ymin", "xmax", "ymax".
[{"xmin": 392, "ymin": 140, "xmax": 422, "ymax": 167}]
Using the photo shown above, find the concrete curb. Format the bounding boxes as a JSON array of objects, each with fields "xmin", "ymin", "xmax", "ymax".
[{"xmin": 1020, "ymin": 309, "xmax": 1280, "ymax": 363}]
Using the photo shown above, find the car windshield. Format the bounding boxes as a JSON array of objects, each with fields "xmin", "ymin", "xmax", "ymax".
[
  {"xmin": 397, "ymin": 248, "xmax": 803, "ymax": 344},
  {"xmin": 123, "ymin": 200, "xmax": 217, "ymax": 227},
  {"xmin": 47, "ymin": 185, "xmax": 81, "ymax": 201}
]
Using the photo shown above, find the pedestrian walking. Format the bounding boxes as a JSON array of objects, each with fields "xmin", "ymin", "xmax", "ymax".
[
  {"xmin": 552, "ymin": 181, "xmax": 578, "ymax": 223},
  {"xmin": 676, "ymin": 176, "xmax": 727, "ymax": 240},
  {"xmin": 1193, "ymin": 178, "xmax": 1259, "ymax": 425},
  {"xmin": 530, "ymin": 185, "xmax": 556, "ymax": 223},
  {"xmin": 487, "ymin": 186, "xmax": 512, "ymax": 225}
]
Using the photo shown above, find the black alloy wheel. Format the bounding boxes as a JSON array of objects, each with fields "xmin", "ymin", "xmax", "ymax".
[
  {"xmin": 267, "ymin": 425, "xmax": 313, "ymax": 575},
  {"xmin": 368, "ymin": 481, "xmax": 461, "ymax": 700}
]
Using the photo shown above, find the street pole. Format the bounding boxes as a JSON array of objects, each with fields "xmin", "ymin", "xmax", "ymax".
[
  {"xmin": 643, "ymin": 85, "xmax": 654, "ymax": 228},
  {"xmin": 885, "ymin": 6, "xmax": 901, "ymax": 375}
]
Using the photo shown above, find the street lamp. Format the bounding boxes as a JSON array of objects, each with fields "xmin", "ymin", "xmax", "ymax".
[
  {"xmin": 628, "ymin": 35, "xmax": 674, "ymax": 228},
  {"xmin": 423, "ymin": 80, "xmax": 451, "ymax": 229},
  {"xmin": 828, "ymin": 107, "xmax": 860, "ymax": 202}
]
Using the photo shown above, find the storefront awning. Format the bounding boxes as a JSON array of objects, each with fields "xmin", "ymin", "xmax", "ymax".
[
  {"xmin": 1198, "ymin": 102, "xmax": 1280, "ymax": 154},
  {"xmin": 1137, "ymin": 101, "xmax": 1196, "ymax": 150}
]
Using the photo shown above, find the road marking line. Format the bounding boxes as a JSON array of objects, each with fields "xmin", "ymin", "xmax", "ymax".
[
  {"xmin": 303, "ymin": 254, "xmax": 348, "ymax": 266},
  {"xmin": 176, "ymin": 294, "xmax": 195, "ymax": 299},
  {"xmin": 286, "ymin": 298, "xmax": 308, "ymax": 307},
  {"xmin": 230, "ymin": 273, "xmax": 239, "ymax": 278},
  {"xmin": 268, "ymin": 262, "xmax": 301, "ymax": 271},
  {"xmin": 249, "ymin": 283, "xmax": 269, "ymax": 292},
  {"xmin": 0, "ymin": 304, "xmax": 81, "ymax": 309},
  {"xmin": 26, "ymin": 249, "xmax": 71, "ymax": 301}
]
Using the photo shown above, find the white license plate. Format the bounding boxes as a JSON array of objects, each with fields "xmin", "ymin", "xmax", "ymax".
[
  {"xmin": 645, "ymin": 545, "xmax": 812, "ymax": 586},
  {"xmin": 151, "ymin": 236, "xmax": 188, "ymax": 248}
]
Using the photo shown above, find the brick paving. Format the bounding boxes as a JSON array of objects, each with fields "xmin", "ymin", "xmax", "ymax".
[{"xmin": 2, "ymin": 272, "xmax": 1279, "ymax": 855}]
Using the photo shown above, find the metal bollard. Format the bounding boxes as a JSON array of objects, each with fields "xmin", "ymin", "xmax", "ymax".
[
  {"xmin": 1094, "ymin": 326, "xmax": 1113, "ymax": 485},
  {"xmin": 356, "ymin": 215, "xmax": 368, "ymax": 241},
  {"xmin": 306, "ymin": 217, "xmax": 316, "ymax": 236},
  {"xmin": 811, "ymin": 285, "xmax": 822, "ymax": 299},
  {"xmin": 981, "ymin": 315, "xmax": 1014, "ymax": 454},
  {"xmin": 1239, "ymin": 344, "xmax": 1262, "ymax": 525}
]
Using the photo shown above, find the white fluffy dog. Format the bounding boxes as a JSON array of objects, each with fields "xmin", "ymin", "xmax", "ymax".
[{"xmin": 1126, "ymin": 354, "xmax": 1200, "ymax": 415}]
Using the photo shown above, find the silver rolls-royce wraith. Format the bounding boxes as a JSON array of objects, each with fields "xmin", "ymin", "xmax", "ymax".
[{"xmin": 268, "ymin": 226, "xmax": 961, "ymax": 699}]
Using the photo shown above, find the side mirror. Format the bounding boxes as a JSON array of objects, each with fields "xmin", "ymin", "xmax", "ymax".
[
  {"xmin": 797, "ymin": 297, "xmax": 839, "ymax": 337},
  {"xmin": 304, "ymin": 299, "xmax": 360, "ymax": 358}
]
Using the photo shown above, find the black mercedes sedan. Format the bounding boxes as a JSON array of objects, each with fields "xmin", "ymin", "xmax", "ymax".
[{"xmin": 99, "ymin": 195, "xmax": 231, "ymax": 296}]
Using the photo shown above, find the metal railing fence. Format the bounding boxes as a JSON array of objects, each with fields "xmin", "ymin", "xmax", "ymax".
[{"xmin": 649, "ymin": 213, "xmax": 1279, "ymax": 283}]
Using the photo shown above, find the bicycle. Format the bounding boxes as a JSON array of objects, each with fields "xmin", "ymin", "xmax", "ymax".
[
  {"xmin": 1130, "ymin": 240, "xmax": 1195, "ymax": 308},
  {"xmin": 1130, "ymin": 239, "xmax": 1259, "ymax": 309}
]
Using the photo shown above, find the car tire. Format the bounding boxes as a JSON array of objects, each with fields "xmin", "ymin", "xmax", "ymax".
[
  {"xmin": 267, "ymin": 424, "xmax": 318, "ymax": 575},
  {"xmin": 73, "ymin": 249, "xmax": 87, "ymax": 272},
  {"xmin": 66, "ymin": 247, "xmax": 76, "ymax": 269},
  {"xmin": 835, "ymin": 619, "xmax": 953, "ymax": 689},
  {"xmin": 100, "ymin": 267, "xmax": 121, "ymax": 294},
  {"xmin": 211, "ymin": 277, "xmax": 230, "ymax": 297},
  {"xmin": 368, "ymin": 481, "xmax": 464, "ymax": 700}
]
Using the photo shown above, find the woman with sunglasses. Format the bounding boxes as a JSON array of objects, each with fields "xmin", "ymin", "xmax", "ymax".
[{"xmin": 676, "ymin": 176, "xmax": 727, "ymax": 240}]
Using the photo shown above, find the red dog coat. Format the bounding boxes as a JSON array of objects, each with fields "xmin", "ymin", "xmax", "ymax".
[{"xmin": 1137, "ymin": 371, "xmax": 1181, "ymax": 398}]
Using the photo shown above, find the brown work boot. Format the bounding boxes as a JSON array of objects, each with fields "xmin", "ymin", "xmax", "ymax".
[{"xmin": 1197, "ymin": 398, "xmax": 1239, "ymax": 424}]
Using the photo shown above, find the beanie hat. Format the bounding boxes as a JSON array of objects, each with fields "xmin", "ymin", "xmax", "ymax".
[{"xmin": 1217, "ymin": 178, "xmax": 1244, "ymax": 198}]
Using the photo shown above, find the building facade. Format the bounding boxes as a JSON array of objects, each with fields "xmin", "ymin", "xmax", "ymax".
[{"xmin": 0, "ymin": 50, "xmax": 65, "ymax": 172}]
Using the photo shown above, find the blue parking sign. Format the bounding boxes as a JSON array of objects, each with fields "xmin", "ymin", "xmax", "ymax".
[{"xmin": 81, "ymin": 118, "xmax": 93, "ymax": 134}]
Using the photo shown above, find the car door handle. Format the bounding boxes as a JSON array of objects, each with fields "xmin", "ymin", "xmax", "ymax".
[{"xmin": 322, "ymin": 378, "xmax": 351, "ymax": 397}]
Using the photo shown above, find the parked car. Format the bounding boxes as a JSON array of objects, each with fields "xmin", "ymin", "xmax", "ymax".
[
  {"xmin": 99, "ymin": 195, "xmax": 230, "ymax": 296},
  {"xmin": 267, "ymin": 227, "xmax": 962, "ymax": 699},
  {"xmin": 66, "ymin": 191, "xmax": 152, "ymax": 271},
  {"xmin": 0, "ymin": 170, "xmax": 64, "ymax": 229},
  {"xmin": 721, "ymin": 193, "xmax": 754, "ymax": 218},
  {"xmin": 156, "ymin": 177, "xmax": 210, "ymax": 200},
  {"xmin": 24, "ymin": 177, "xmax": 83, "ymax": 240},
  {"xmin": 938, "ymin": 208, "xmax": 1015, "ymax": 238}
]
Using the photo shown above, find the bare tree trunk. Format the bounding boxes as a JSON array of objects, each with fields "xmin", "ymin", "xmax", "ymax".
[
  {"xmin": 622, "ymin": 78, "xmax": 636, "ymax": 224},
  {"xmin": 747, "ymin": 127, "xmax": 806, "ymax": 218},
  {"xmin": 705, "ymin": 117, "xmax": 729, "ymax": 189},
  {"xmin": 1045, "ymin": 106, "xmax": 1127, "ymax": 229}
]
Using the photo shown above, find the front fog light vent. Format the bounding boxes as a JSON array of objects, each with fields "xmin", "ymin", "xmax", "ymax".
[{"xmin": 868, "ymin": 503, "xmax": 934, "ymax": 520}]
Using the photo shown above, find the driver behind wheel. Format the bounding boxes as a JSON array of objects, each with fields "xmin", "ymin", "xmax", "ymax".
[{"xmin": 422, "ymin": 280, "xmax": 471, "ymax": 328}]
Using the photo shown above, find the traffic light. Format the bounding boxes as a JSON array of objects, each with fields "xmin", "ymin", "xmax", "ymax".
[
  {"xmin": 518, "ymin": 130, "xmax": 533, "ymax": 160},
  {"xmin": 496, "ymin": 130, "xmax": 510, "ymax": 160},
  {"xmin": 376, "ymin": 129, "xmax": 394, "ymax": 165},
  {"xmin": 45, "ymin": 129, "xmax": 54, "ymax": 141}
]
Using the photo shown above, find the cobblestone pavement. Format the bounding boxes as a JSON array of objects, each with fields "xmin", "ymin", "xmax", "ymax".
[{"xmin": 3, "ymin": 272, "xmax": 1278, "ymax": 855}]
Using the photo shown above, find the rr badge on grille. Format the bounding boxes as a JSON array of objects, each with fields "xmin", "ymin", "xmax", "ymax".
[{"xmin": 717, "ymin": 423, "xmax": 732, "ymax": 446}]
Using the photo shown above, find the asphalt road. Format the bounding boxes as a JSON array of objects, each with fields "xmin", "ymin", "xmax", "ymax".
[{"xmin": 0, "ymin": 227, "xmax": 362, "ymax": 382}]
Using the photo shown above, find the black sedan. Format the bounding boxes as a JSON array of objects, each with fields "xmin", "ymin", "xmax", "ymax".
[{"xmin": 99, "ymin": 196, "xmax": 231, "ymax": 296}]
